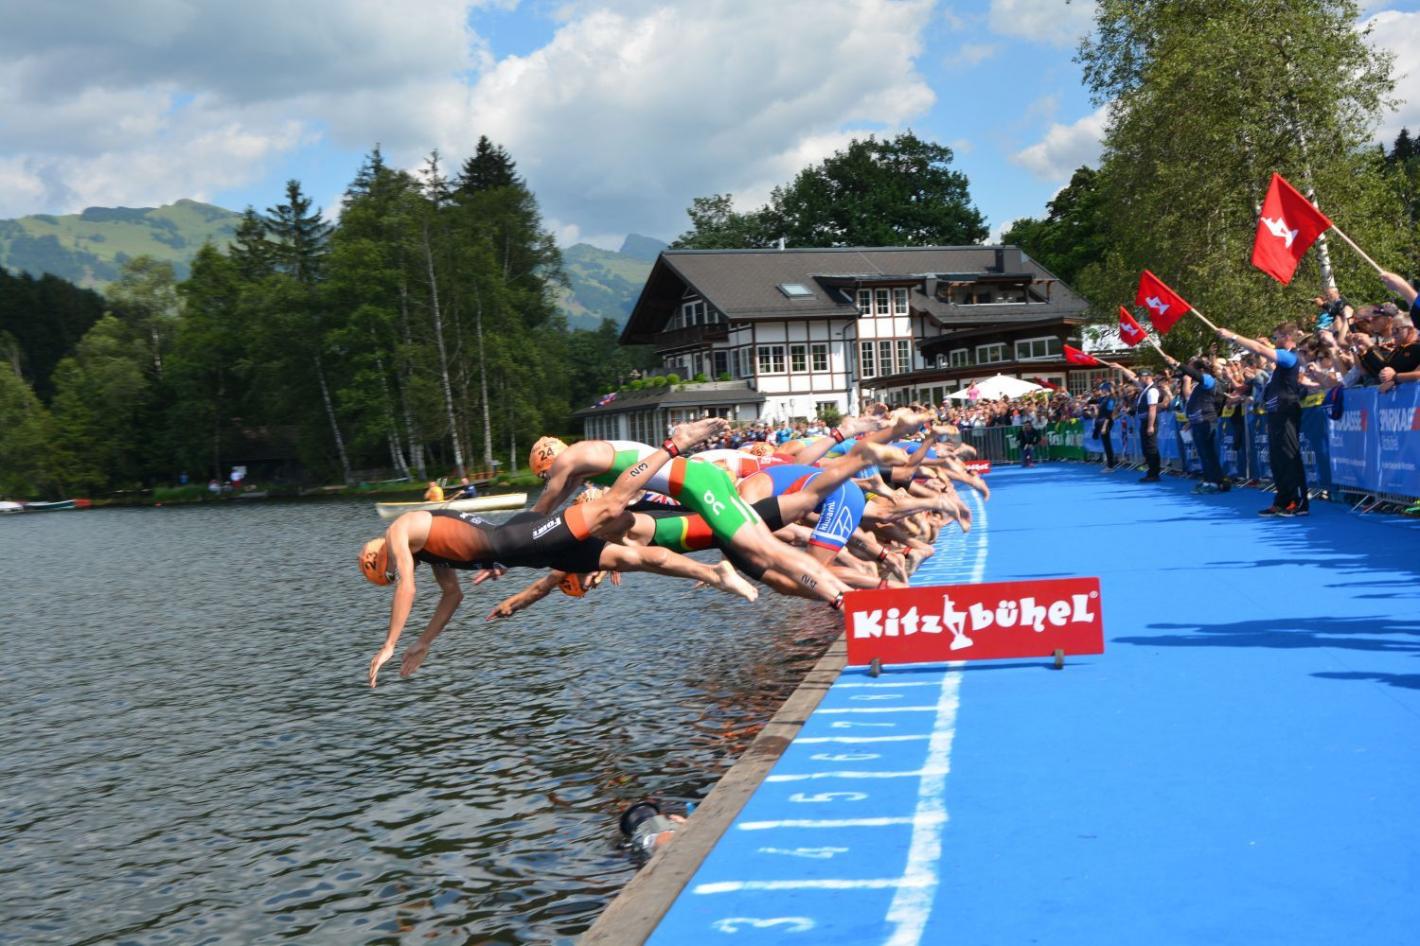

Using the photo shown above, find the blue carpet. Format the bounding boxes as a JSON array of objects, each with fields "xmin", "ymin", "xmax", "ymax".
[{"xmin": 646, "ymin": 465, "xmax": 1420, "ymax": 945}]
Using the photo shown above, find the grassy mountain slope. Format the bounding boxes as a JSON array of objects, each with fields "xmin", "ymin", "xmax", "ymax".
[
  {"xmin": 0, "ymin": 199, "xmax": 240, "ymax": 288},
  {"xmin": 558, "ymin": 244, "xmax": 652, "ymax": 330},
  {"xmin": 557, "ymin": 235, "xmax": 664, "ymax": 330}
]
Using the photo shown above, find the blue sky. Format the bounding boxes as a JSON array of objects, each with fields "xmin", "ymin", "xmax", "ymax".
[{"xmin": 3, "ymin": 1, "xmax": 1419, "ymax": 249}]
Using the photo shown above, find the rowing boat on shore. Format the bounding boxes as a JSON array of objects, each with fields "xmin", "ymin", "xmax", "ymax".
[
  {"xmin": 374, "ymin": 493, "xmax": 528, "ymax": 520},
  {"xmin": 25, "ymin": 499, "xmax": 79, "ymax": 512}
]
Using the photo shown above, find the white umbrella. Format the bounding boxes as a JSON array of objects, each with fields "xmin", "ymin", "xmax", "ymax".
[{"xmin": 949, "ymin": 374, "xmax": 1045, "ymax": 401}]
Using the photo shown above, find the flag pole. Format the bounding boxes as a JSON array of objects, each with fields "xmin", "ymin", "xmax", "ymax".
[
  {"xmin": 1188, "ymin": 308, "xmax": 1219, "ymax": 332},
  {"xmin": 1325, "ymin": 224, "xmax": 1387, "ymax": 278}
]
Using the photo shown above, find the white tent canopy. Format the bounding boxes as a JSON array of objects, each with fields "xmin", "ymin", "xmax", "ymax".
[{"xmin": 946, "ymin": 374, "xmax": 1046, "ymax": 401}]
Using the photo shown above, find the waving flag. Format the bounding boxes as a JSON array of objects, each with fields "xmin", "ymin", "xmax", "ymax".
[
  {"xmin": 1063, "ymin": 344, "xmax": 1100, "ymax": 366},
  {"xmin": 1118, "ymin": 306, "xmax": 1147, "ymax": 347},
  {"xmin": 1135, "ymin": 270, "xmax": 1190, "ymax": 334},
  {"xmin": 1251, "ymin": 173, "xmax": 1333, "ymax": 285}
]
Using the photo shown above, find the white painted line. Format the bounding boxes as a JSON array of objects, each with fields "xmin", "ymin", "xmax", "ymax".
[
  {"xmin": 736, "ymin": 813, "xmax": 946, "ymax": 831},
  {"xmin": 795, "ymin": 735, "xmax": 931, "ymax": 744},
  {"xmin": 695, "ymin": 876, "xmax": 935, "ymax": 895},
  {"xmin": 834, "ymin": 681, "xmax": 945, "ymax": 689},
  {"xmin": 766, "ymin": 768, "xmax": 950, "ymax": 783},
  {"xmin": 814, "ymin": 706, "xmax": 940, "ymax": 714},
  {"xmin": 883, "ymin": 488, "xmax": 983, "ymax": 946}
]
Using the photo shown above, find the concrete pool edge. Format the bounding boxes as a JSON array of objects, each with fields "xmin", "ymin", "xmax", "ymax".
[{"xmin": 580, "ymin": 632, "xmax": 847, "ymax": 944}]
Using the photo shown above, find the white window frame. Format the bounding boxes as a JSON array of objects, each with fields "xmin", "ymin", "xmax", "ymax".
[
  {"xmin": 896, "ymin": 339, "xmax": 912, "ymax": 373},
  {"xmin": 790, "ymin": 343, "xmax": 807, "ymax": 373},
  {"xmin": 859, "ymin": 341, "xmax": 876, "ymax": 378},
  {"xmin": 874, "ymin": 288, "xmax": 890, "ymax": 316},
  {"xmin": 856, "ymin": 289, "xmax": 871, "ymax": 315},
  {"xmin": 949, "ymin": 348, "xmax": 969, "ymax": 368},
  {"xmin": 811, "ymin": 343, "xmax": 829, "ymax": 372},
  {"xmin": 1013, "ymin": 336, "xmax": 1059, "ymax": 362},
  {"xmin": 976, "ymin": 342, "xmax": 1006, "ymax": 364},
  {"xmin": 878, "ymin": 339, "xmax": 894, "ymax": 375},
  {"xmin": 893, "ymin": 288, "xmax": 908, "ymax": 315},
  {"xmin": 758, "ymin": 344, "xmax": 785, "ymax": 374}
]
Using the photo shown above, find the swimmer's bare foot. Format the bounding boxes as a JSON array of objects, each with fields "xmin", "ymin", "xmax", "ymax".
[
  {"xmin": 854, "ymin": 441, "xmax": 910, "ymax": 468},
  {"xmin": 932, "ymin": 424, "xmax": 959, "ymax": 441},
  {"xmin": 889, "ymin": 409, "xmax": 935, "ymax": 437},
  {"xmin": 712, "ymin": 560, "xmax": 758, "ymax": 602},
  {"xmin": 671, "ymin": 417, "xmax": 728, "ymax": 452},
  {"xmin": 839, "ymin": 414, "xmax": 887, "ymax": 438}
]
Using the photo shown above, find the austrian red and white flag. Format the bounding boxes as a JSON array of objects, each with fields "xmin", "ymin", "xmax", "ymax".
[
  {"xmin": 1135, "ymin": 270, "xmax": 1190, "ymax": 334},
  {"xmin": 1063, "ymin": 344, "xmax": 1100, "ymax": 366},
  {"xmin": 1118, "ymin": 306, "xmax": 1147, "ymax": 347},
  {"xmin": 1251, "ymin": 173, "xmax": 1333, "ymax": 285}
]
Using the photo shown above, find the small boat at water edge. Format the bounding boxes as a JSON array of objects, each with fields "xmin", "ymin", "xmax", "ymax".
[
  {"xmin": 24, "ymin": 499, "xmax": 87, "ymax": 512},
  {"xmin": 375, "ymin": 493, "xmax": 528, "ymax": 520},
  {"xmin": 0, "ymin": 501, "xmax": 22, "ymax": 514}
]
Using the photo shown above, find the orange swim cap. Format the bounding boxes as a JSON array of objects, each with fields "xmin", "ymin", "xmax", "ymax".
[
  {"xmin": 741, "ymin": 442, "xmax": 775, "ymax": 458},
  {"xmin": 529, "ymin": 437, "xmax": 567, "ymax": 477},
  {"xmin": 359, "ymin": 537, "xmax": 393, "ymax": 586}
]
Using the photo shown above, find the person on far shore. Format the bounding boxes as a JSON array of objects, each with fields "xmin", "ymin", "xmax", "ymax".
[
  {"xmin": 452, "ymin": 476, "xmax": 478, "ymax": 499},
  {"xmin": 424, "ymin": 480, "xmax": 445, "ymax": 502}
]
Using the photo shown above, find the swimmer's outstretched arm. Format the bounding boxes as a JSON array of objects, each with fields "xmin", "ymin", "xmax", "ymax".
[
  {"xmin": 369, "ymin": 521, "xmax": 418, "ymax": 688},
  {"xmin": 396, "ymin": 566, "xmax": 465, "ymax": 679},
  {"xmin": 488, "ymin": 572, "xmax": 561, "ymax": 620}
]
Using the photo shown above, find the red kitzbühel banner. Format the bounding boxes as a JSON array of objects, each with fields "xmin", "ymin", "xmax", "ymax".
[
  {"xmin": 844, "ymin": 577, "xmax": 1104, "ymax": 666},
  {"xmin": 963, "ymin": 459, "xmax": 991, "ymax": 475}
]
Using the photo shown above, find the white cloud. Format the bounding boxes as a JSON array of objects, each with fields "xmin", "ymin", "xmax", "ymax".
[
  {"xmin": 1011, "ymin": 105, "xmax": 1109, "ymax": 181},
  {"xmin": 0, "ymin": 0, "xmax": 482, "ymax": 214},
  {"xmin": 0, "ymin": 0, "xmax": 939, "ymax": 243},
  {"xmin": 988, "ymin": 0, "xmax": 1096, "ymax": 47},
  {"xmin": 463, "ymin": 0, "xmax": 938, "ymax": 238},
  {"xmin": 1366, "ymin": 9, "xmax": 1420, "ymax": 144},
  {"xmin": 953, "ymin": 42, "xmax": 1000, "ymax": 67}
]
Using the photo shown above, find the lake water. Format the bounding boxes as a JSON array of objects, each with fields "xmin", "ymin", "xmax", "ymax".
[{"xmin": 0, "ymin": 499, "xmax": 837, "ymax": 944}]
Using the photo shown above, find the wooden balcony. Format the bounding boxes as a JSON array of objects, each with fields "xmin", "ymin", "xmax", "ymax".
[{"xmin": 653, "ymin": 323, "xmax": 730, "ymax": 351}]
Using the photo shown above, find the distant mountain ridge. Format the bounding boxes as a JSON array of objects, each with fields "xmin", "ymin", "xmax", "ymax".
[
  {"xmin": 0, "ymin": 201, "xmax": 665, "ymax": 328},
  {"xmin": 0, "ymin": 199, "xmax": 241, "ymax": 288},
  {"xmin": 557, "ymin": 234, "xmax": 666, "ymax": 330}
]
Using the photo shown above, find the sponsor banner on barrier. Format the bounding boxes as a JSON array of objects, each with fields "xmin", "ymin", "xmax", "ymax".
[
  {"xmin": 843, "ymin": 578, "xmax": 1105, "ymax": 666},
  {"xmin": 1329, "ymin": 394, "xmax": 1372, "ymax": 488},
  {"xmin": 963, "ymin": 459, "xmax": 992, "ymax": 475}
]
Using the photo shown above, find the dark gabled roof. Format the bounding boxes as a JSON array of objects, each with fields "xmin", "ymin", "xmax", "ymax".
[
  {"xmin": 621, "ymin": 245, "xmax": 1088, "ymax": 344},
  {"xmin": 572, "ymin": 383, "xmax": 766, "ymax": 418}
]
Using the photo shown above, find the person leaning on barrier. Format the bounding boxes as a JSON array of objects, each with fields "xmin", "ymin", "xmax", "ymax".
[
  {"xmin": 1216, "ymin": 320, "xmax": 1308, "ymax": 517},
  {"xmin": 1158, "ymin": 349, "xmax": 1228, "ymax": 494}
]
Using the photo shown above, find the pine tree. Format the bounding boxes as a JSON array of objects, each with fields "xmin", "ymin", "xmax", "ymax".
[
  {"xmin": 456, "ymin": 136, "xmax": 519, "ymax": 195},
  {"xmin": 229, "ymin": 207, "xmax": 275, "ymax": 282},
  {"xmin": 265, "ymin": 180, "xmax": 333, "ymax": 284}
]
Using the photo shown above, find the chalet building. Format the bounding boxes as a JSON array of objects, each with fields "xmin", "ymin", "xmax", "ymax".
[{"xmin": 575, "ymin": 245, "xmax": 1135, "ymax": 439}]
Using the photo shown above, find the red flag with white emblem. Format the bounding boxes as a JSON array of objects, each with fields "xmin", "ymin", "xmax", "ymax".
[
  {"xmin": 1251, "ymin": 173, "xmax": 1333, "ymax": 285},
  {"xmin": 1135, "ymin": 270, "xmax": 1190, "ymax": 334},
  {"xmin": 1118, "ymin": 306, "xmax": 1147, "ymax": 347},
  {"xmin": 1063, "ymin": 344, "xmax": 1100, "ymax": 366}
]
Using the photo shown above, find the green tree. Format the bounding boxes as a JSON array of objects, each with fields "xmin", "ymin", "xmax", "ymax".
[
  {"xmin": 672, "ymin": 194, "xmax": 778, "ymax": 249},
  {"xmin": 106, "ymin": 255, "xmax": 179, "ymax": 379},
  {"xmin": 50, "ymin": 315, "xmax": 152, "ymax": 491},
  {"xmin": 170, "ymin": 243, "xmax": 249, "ymax": 480},
  {"xmin": 1076, "ymin": 0, "xmax": 1400, "ymax": 343},
  {"xmin": 1002, "ymin": 166, "xmax": 1107, "ymax": 287},
  {"xmin": 676, "ymin": 132, "xmax": 988, "ymax": 248},
  {"xmin": 260, "ymin": 180, "xmax": 352, "ymax": 482},
  {"xmin": 0, "ymin": 355, "xmax": 57, "ymax": 497}
]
